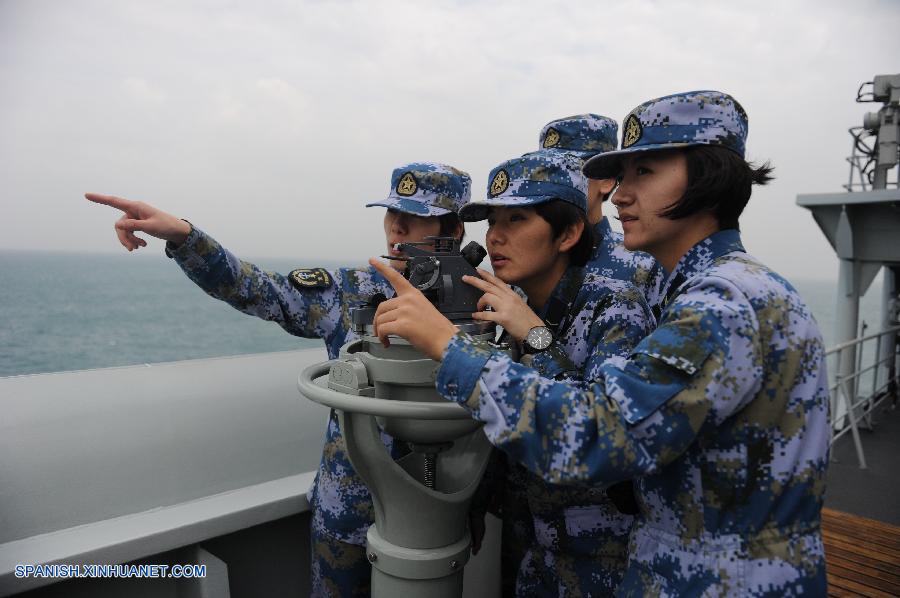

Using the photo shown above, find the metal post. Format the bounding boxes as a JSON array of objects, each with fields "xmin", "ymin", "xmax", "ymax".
[
  {"xmin": 832, "ymin": 350, "xmax": 843, "ymax": 433},
  {"xmin": 879, "ymin": 267, "xmax": 898, "ymax": 392},
  {"xmin": 840, "ymin": 372, "xmax": 868, "ymax": 469},
  {"xmin": 855, "ymin": 320, "xmax": 867, "ymax": 428},
  {"xmin": 866, "ymin": 336, "xmax": 881, "ymax": 429},
  {"xmin": 834, "ymin": 258, "xmax": 860, "ymax": 427}
]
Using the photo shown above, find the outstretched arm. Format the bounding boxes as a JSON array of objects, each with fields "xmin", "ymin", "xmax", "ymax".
[
  {"xmin": 85, "ymin": 193, "xmax": 191, "ymax": 251},
  {"xmin": 86, "ymin": 192, "xmax": 370, "ymax": 350}
]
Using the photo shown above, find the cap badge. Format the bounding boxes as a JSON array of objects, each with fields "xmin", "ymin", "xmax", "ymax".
[
  {"xmin": 542, "ymin": 127, "xmax": 560, "ymax": 148},
  {"xmin": 489, "ymin": 169, "xmax": 509, "ymax": 196},
  {"xmin": 622, "ymin": 114, "xmax": 642, "ymax": 149},
  {"xmin": 396, "ymin": 172, "xmax": 418, "ymax": 196}
]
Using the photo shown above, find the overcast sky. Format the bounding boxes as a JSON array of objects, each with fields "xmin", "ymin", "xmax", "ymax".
[{"xmin": 1, "ymin": 0, "xmax": 898, "ymax": 282}]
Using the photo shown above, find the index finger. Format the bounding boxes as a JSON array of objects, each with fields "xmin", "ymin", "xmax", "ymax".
[
  {"xmin": 475, "ymin": 268, "xmax": 510, "ymax": 288},
  {"xmin": 84, "ymin": 193, "xmax": 135, "ymax": 213},
  {"xmin": 369, "ymin": 257, "xmax": 416, "ymax": 294},
  {"xmin": 462, "ymin": 274, "xmax": 500, "ymax": 293}
]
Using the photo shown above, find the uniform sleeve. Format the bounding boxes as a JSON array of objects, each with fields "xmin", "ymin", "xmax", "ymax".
[
  {"xmin": 166, "ymin": 226, "xmax": 347, "ymax": 345},
  {"xmin": 436, "ymin": 275, "xmax": 762, "ymax": 486}
]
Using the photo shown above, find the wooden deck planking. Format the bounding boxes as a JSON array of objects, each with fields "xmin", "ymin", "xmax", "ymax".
[{"xmin": 823, "ymin": 507, "xmax": 900, "ymax": 597}]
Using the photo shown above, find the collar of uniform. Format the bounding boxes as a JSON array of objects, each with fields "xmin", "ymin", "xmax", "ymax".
[
  {"xmin": 367, "ymin": 263, "xmax": 394, "ymax": 293},
  {"xmin": 660, "ymin": 229, "xmax": 745, "ymax": 301}
]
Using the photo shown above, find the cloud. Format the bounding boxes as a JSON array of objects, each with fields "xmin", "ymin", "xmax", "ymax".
[
  {"xmin": 1, "ymin": 0, "xmax": 899, "ymax": 282},
  {"xmin": 123, "ymin": 77, "xmax": 167, "ymax": 104}
]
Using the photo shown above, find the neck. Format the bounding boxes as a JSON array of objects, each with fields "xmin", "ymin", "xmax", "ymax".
[
  {"xmin": 588, "ymin": 199, "xmax": 603, "ymax": 226},
  {"xmin": 520, "ymin": 256, "xmax": 570, "ymax": 312},
  {"xmin": 652, "ymin": 218, "xmax": 720, "ymax": 273}
]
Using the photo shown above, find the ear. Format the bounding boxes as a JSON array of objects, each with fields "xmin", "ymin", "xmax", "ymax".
[
  {"xmin": 453, "ymin": 220, "xmax": 465, "ymax": 241},
  {"xmin": 557, "ymin": 220, "xmax": 584, "ymax": 253},
  {"xmin": 596, "ymin": 178, "xmax": 616, "ymax": 196},
  {"xmin": 588, "ymin": 178, "xmax": 616, "ymax": 203}
]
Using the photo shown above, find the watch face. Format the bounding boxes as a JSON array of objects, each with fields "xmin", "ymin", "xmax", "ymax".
[{"xmin": 526, "ymin": 326, "xmax": 553, "ymax": 351}]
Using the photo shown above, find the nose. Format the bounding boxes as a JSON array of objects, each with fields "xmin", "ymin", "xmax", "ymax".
[
  {"xmin": 611, "ymin": 178, "xmax": 633, "ymax": 208},
  {"xmin": 390, "ymin": 213, "xmax": 409, "ymax": 235},
  {"xmin": 486, "ymin": 223, "xmax": 505, "ymax": 248}
]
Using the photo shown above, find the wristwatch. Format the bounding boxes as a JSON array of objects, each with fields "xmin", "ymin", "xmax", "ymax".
[{"xmin": 523, "ymin": 325, "xmax": 553, "ymax": 354}]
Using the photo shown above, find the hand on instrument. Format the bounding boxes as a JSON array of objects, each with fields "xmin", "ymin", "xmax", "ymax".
[
  {"xmin": 465, "ymin": 268, "xmax": 543, "ymax": 341},
  {"xmin": 369, "ymin": 257, "xmax": 458, "ymax": 361},
  {"xmin": 85, "ymin": 193, "xmax": 192, "ymax": 251}
]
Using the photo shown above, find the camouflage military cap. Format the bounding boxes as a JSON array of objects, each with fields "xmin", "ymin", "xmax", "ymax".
[
  {"xmin": 539, "ymin": 114, "xmax": 618, "ymax": 160},
  {"xmin": 583, "ymin": 90, "xmax": 749, "ymax": 179},
  {"xmin": 459, "ymin": 150, "xmax": 587, "ymax": 222},
  {"xmin": 366, "ymin": 162, "xmax": 471, "ymax": 216}
]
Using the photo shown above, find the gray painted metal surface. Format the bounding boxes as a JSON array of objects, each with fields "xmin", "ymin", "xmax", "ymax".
[
  {"xmin": 299, "ymin": 338, "xmax": 494, "ymax": 597},
  {"xmin": 1, "ymin": 350, "xmax": 502, "ymax": 597},
  {"xmin": 796, "ymin": 74, "xmax": 900, "ymax": 469},
  {"xmin": 0, "ymin": 350, "xmax": 330, "ymax": 595},
  {"xmin": 796, "ymin": 189, "xmax": 900, "ymax": 267}
]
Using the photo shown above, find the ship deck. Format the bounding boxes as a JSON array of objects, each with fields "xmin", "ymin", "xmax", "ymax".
[
  {"xmin": 824, "ymin": 395, "xmax": 900, "ymax": 597},
  {"xmin": 824, "ymin": 508, "xmax": 900, "ymax": 597},
  {"xmin": 824, "ymin": 396, "xmax": 900, "ymax": 526}
]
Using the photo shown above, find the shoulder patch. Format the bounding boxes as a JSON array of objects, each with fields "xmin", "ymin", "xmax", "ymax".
[{"xmin": 289, "ymin": 268, "xmax": 333, "ymax": 290}]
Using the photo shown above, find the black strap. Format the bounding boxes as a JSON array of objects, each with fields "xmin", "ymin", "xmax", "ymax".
[
  {"xmin": 497, "ymin": 268, "xmax": 584, "ymax": 352},
  {"xmin": 543, "ymin": 295, "xmax": 569, "ymax": 334},
  {"xmin": 544, "ymin": 267, "xmax": 585, "ymax": 337},
  {"xmin": 653, "ymin": 272, "xmax": 686, "ymax": 322}
]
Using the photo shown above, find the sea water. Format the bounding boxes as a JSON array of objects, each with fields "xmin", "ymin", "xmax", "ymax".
[{"xmin": 0, "ymin": 249, "xmax": 887, "ymax": 377}]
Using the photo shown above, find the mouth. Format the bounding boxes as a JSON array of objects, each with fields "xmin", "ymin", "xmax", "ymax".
[
  {"xmin": 489, "ymin": 253, "xmax": 510, "ymax": 268},
  {"xmin": 388, "ymin": 242, "xmax": 405, "ymax": 258},
  {"xmin": 617, "ymin": 214, "xmax": 638, "ymax": 226}
]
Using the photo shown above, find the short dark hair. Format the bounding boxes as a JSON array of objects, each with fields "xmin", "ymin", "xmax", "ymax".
[
  {"xmin": 660, "ymin": 145, "xmax": 774, "ymax": 230},
  {"xmin": 534, "ymin": 200, "xmax": 595, "ymax": 266},
  {"xmin": 438, "ymin": 212, "xmax": 465, "ymax": 242}
]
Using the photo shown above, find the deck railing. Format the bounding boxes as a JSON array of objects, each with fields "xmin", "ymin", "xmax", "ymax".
[{"xmin": 826, "ymin": 324, "xmax": 900, "ymax": 468}]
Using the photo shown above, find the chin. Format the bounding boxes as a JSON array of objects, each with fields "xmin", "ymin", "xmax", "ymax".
[
  {"xmin": 495, "ymin": 271, "xmax": 516, "ymax": 285},
  {"xmin": 621, "ymin": 234, "xmax": 644, "ymax": 253}
]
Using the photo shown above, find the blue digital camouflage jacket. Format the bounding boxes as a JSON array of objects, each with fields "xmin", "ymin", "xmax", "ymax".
[
  {"xmin": 477, "ymin": 266, "xmax": 654, "ymax": 596},
  {"xmin": 437, "ymin": 230, "xmax": 830, "ymax": 596},
  {"xmin": 590, "ymin": 216, "xmax": 665, "ymax": 309},
  {"xmin": 167, "ymin": 226, "xmax": 399, "ymax": 545}
]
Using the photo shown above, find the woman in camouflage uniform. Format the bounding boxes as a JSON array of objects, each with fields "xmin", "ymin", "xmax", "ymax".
[
  {"xmin": 85, "ymin": 161, "xmax": 470, "ymax": 597},
  {"xmin": 368, "ymin": 91, "xmax": 830, "ymax": 596},
  {"xmin": 372, "ymin": 149, "xmax": 653, "ymax": 596}
]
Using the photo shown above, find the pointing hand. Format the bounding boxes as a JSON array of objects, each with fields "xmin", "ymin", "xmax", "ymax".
[
  {"xmin": 369, "ymin": 257, "xmax": 458, "ymax": 361},
  {"xmin": 85, "ymin": 193, "xmax": 191, "ymax": 251}
]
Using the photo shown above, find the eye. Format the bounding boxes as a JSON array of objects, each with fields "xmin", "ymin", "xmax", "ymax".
[
  {"xmin": 509, "ymin": 211, "xmax": 526, "ymax": 222},
  {"xmin": 636, "ymin": 165, "xmax": 652, "ymax": 176}
]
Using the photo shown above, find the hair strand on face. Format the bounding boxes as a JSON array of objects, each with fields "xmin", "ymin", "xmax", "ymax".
[
  {"xmin": 533, "ymin": 200, "xmax": 595, "ymax": 266},
  {"xmin": 658, "ymin": 146, "xmax": 774, "ymax": 231}
]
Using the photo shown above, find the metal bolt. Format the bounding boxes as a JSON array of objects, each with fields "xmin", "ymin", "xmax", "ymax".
[
  {"xmin": 449, "ymin": 560, "xmax": 459, "ymax": 570},
  {"xmin": 367, "ymin": 552, "xmax": 378, "ymax": 563}
]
